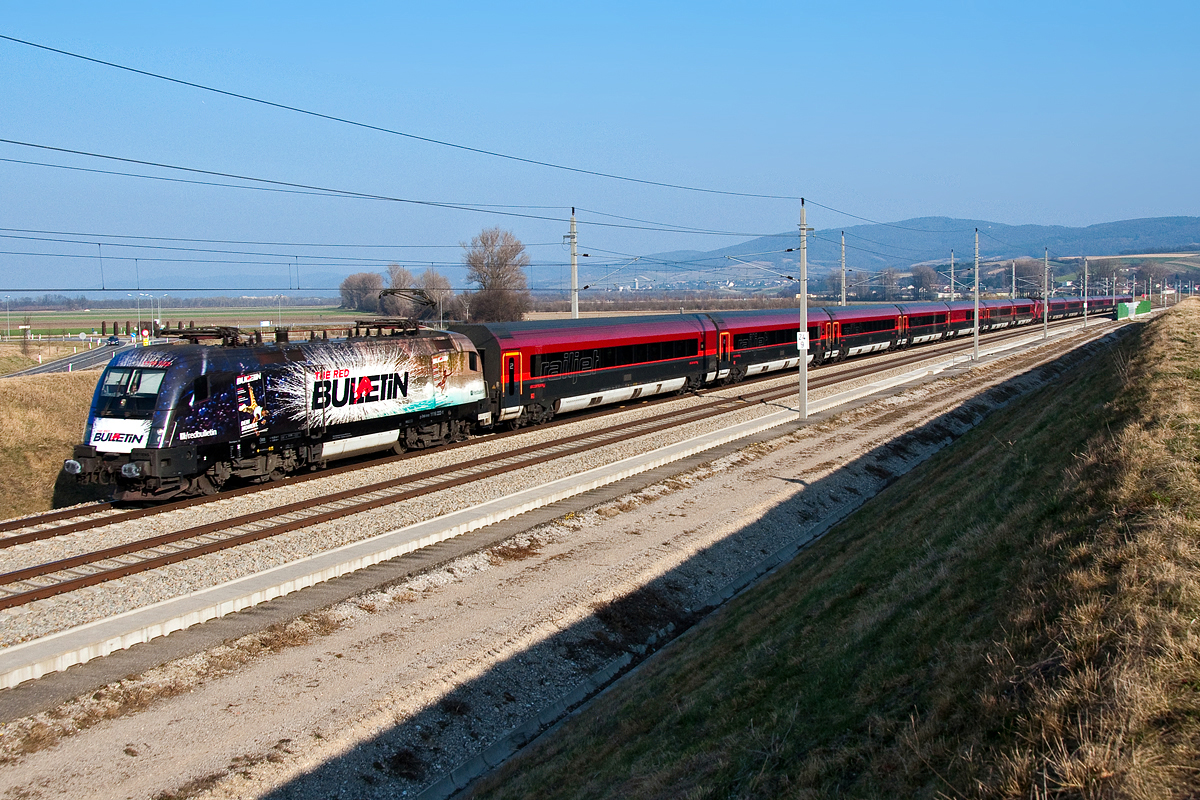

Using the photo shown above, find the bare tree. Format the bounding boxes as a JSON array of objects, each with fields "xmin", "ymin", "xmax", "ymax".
[
  {"xmin": 415, "ymin": 268, "xmax": 454, "ymax": 322},
  {"xmin": 881, "ymin": 268, "xmax": 898, "ymax": 301},
  {"xmin": 1013, "ymin": 258, "xmax": 1043, "ymax": 295},
  {"xmin": 456, "ymin": 292, "xmax": 472, "ymax": 323},
  {"xmin": 1090, "ymin": 260, "xmax": 1122, "ymax": 295},
  {"xmin": 462, "ymin": 227, "xmax": 532, "ymax": 322},
  {"xmin": 1139, "ymin": 262, "xmax": 1172, "ymax": 302},
  {"xmin": 339, "ymin": 272, "xmax": 383, "ymax": 313},
  {"xmin": 821, "ymin": 272, "xmax": 842, "ymax": 298},
  {"xmin": 380, "ymin": 265, "xmax": 416, "ymax": 317},
  {"xmin": 910, "ymin": 265, "xmax": 939, "ymax": 299}
]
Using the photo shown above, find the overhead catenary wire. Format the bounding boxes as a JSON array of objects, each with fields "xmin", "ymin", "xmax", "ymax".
[
  {"xmin": 4, "ymin": 153, "xmax": 987, "ymax": 257},
  {"xmin": 571, "ymin": 207, "xmax": 792, "ymax": 237},
  {"xmin": 802, "ymin": 198, "xmax": 976, "ymax": 234},
  {"xmin": 0, "ymin": 248, "xmax": 608, "ymax": 273},
  {"xmin": 840, "ymin": 229, "xmax": 935, "ymax": 254},
  {"xmin": 0, "ymin": 33, "xmax": 1034, "ymax": 266},
  {"xmin": 0, "ymin": 34, "xmax": 1075, "ymax": 292},
  {"xmin": 0, "ymin": 142, "xmax": 786, "ymax": 238},
  {"xmin": 809, "ymin": 233, "xmax": 920, "ymax": 263},
  {"xmin": 0, "ymin": 223, "xmax": 563, "ymax": 249},
  {"xmin": 0, "ymin": 232, "xmax": 574, "ymax": 263},
  {"xmin": 0, "ymin": 285, "xmax": 637, "ymax": 294},
  {"xmin": 0, "ymin": 33, "xmax": 803, "ymax": 202}
]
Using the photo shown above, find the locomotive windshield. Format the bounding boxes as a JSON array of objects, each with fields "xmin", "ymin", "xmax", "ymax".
[{"xmin": 96, "ymin": 367, "xmax": 167, "ymax": 419}]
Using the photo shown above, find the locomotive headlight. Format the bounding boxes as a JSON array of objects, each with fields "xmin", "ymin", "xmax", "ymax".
[
  {"xmin": 120, "ymin": 462, "xmax": 143, "ymax": 479},
  {"xmin": 63, "ymin": 459, "xmax": 82, "ymax": 475}
]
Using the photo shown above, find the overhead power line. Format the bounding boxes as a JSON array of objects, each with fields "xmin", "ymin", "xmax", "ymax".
[
  {"xmin": 571, "ymin": 207, "xmax": 794, "ymax": 238},
  {"xmin": 0, "ymin": 225, "xmax": 561, "ymax": 249},
  {"xmin": 0, "ymin": 141, "xmax": 781, "ymax": 238},
  {"xmin": 0, "ymin": 33, "xmax": 802, "ymax": 201},
  {"xmin": 0, "ymin": 248, "xmax": 591, "ymax": 270},
  {"xmin": 803, "ymin": 198, "xmax": 976, "ymax": 234},
  {"xmin": 809, "ymin": 233, "xmax": 921, "ymax": 262},
  {"xmin": 0, "ymin": 36, "xmax": 1008, "ymax": 244}
]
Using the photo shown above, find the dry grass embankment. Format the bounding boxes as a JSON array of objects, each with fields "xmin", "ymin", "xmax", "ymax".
[
  {"xmin": 470, "ymin": 302, "xmax": 1200, "ymax": 799},
  {"xmin": 0, "ymin": 371, "xmax": 108, "ymax": 519}
]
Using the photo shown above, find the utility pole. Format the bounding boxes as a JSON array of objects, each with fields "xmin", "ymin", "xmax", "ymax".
[
  {"xmin": 1083, "ymin": 257, "xmax": 1089, "ymax": 328},
  {"xmin": 973, "ymin": 229, "xmax": 980, "ymax": 361},
  {"xmin": 1011, "ymin": 260, "xmax": 1016, "ymax": 300},
  {"xmin": 1043, "ymin": 248, "xmax": 1049, "ymax": 340},
  {"xmin": 949, "ymin": 250, "xmax": 955, "ymax": 300},
  {"xmin": 840, "ymin": 231, "xmax": 846, "ymax": 307},
  {"xmin": 799, "ymin": 199, "xmax": 813, "ymax": 422},
  {"xmin": 568, "ymin": 208, "xmax": 579, "ymax": 319}
]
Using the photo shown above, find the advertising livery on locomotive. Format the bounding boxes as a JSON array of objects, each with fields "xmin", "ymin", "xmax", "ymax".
[{"xmin": 65, "ymin": 330, "xmax": 488, "ymax": 500}]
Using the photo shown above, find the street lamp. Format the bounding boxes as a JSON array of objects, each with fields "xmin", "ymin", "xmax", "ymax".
[
  {"xmin": 128, "ymin": 294, "xmax": 143, "ymax": 345},
  {"xmin": 142, "ymin": 293, "xmax": 157, "ymax": 335},
  {"xmin": 140, "ymin": 293, "xmax": 154, "ymax": 338}
]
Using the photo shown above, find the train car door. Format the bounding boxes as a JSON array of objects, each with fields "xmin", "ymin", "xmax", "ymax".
[
  {"xmin": 502, "ymin": 351, "xmax": 522, "ymax": 398},
  {"xmin": 719, "ymin": 332, "xmax": 731, "ymax": 363}
]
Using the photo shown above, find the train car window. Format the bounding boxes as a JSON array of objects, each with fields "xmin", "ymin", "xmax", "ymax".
[
  {"xmin": 469, "ymin": 351, "xmax": 478, "ymax": 372},
  {"xmin": 842, "ymin": 318, "xmax": 895, "ymax": 336},
  {"xmin": 191, "ymin": 375, "xmax": 209, "ymax": 405},
  {"xmin": 536, "ymin": 338, "xmax": 698, "ymax": 375},
  {"xmin": 733, "ymin": 329, "xmax": 797, "ymax": 349},
  {"xmin": 97, "ymin": 367, "xmax": 168, "ymax": 418},
  {"xmin": 506, "ymin": 357, "xmax": 516, "ymax": 395}
]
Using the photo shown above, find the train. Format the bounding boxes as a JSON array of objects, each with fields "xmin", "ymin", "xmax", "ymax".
[{"xmin": 63, "ymin": 295, "xmax": 1129, "ymax": 501}]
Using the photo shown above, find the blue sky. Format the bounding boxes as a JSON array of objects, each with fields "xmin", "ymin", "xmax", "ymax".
[{"xmin": 1, "ymin": 1, "xmax": 1197, "ymax": 294}]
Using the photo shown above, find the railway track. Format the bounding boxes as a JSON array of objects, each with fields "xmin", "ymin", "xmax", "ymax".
[{"xmin": 0, "ymin": 318, "xmax": 1094, "ymax": 610}]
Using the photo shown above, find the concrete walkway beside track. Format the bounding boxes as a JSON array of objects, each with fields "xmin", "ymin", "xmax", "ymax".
[{"xmin": 0, "ymin": 319, "xmax": 1115, "ymax": 691}]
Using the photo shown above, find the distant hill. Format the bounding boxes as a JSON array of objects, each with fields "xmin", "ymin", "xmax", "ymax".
[
  {"xmin": 646, "ymin": 216, "xmax": 1200, "ymax": 277},
  {"xmin": 5, "ymin": 216, "xmax": 1196, "ymax": 297}
]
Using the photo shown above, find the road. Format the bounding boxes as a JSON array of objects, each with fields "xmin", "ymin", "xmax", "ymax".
[{"xmin": 4, "ymin": 340, "xmax": 166, "ymax": 377}]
